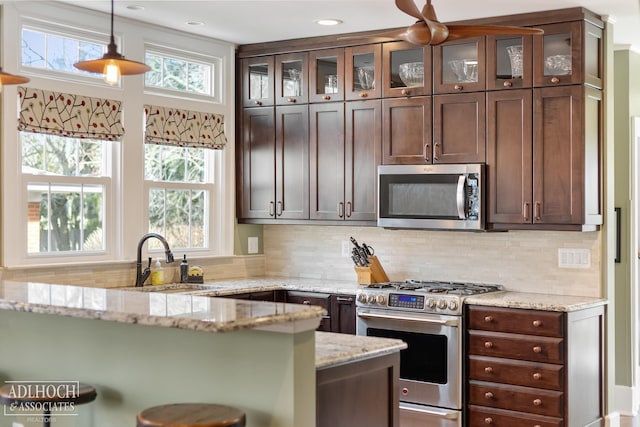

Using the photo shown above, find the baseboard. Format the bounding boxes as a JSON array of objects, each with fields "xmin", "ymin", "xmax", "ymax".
[
  {"xmin": 606, "ymin": 411, "xmax": 620, "ymax": 427},
  {"xmin": 615, "ymin": 384, "xmax": 640, "ymax": 416}
]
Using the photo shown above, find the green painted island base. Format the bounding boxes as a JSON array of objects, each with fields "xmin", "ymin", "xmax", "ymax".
[{"xmin": 0, "ymin": 310, "xmax": 316, "ymax": 427}]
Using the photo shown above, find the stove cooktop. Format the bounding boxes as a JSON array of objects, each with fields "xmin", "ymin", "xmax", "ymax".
[{"xmin": 363, "ymin": 280, "xmax": 504, "ymax": 295}]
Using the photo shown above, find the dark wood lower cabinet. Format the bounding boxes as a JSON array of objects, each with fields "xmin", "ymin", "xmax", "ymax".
[
  {"xmin": 317, "ymin": 352, "xmax": 399, "ymax": 427},
  {"xmin": 330, "ymin": 294, "xmax": 356, "ymax": 334}
]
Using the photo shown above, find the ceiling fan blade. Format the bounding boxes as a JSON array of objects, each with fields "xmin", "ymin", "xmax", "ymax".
[
  {"xmin": 395, "ymin": 0, "xmax": 425, "ymax": 21},
  {"xmin": 405, "ymin": 21, "xmax": 435, "ymax": 45},
  {"xmin": 337, "ymin": 28, "xmax": 408, "ymax": 43},
  {"xmin": 446, "ymin": 24, "xmax": 544, "ymax": 39}
]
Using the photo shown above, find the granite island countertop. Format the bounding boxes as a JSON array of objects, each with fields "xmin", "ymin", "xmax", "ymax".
[
  {"xmin": 315, "ymin": 331, "xmax": 406, "ymax": 369},
  {"xmin": 465, "ymin": 291, "xmax": 608, "ymax": 312}
]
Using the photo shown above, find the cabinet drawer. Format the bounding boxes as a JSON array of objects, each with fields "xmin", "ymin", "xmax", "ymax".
[
  {"xmin": 469, "ymin": 380, "xmax": 564, "ymax": 417},
  {"xmin": 468, "ymin": 330, "xmax": 564, "ymax": 364},
  {"xmin": 286, "ymin": 291, "xmax": 330, "ymax": 310},
  {"xmin": 468, "ymin": 405, "xmax": 563, "ymax": 427},
  {"xmin": 469, "ymin": 355, "xmax": 563, "ymax": 390},
  {"xmin": 468, "ymin": 306, "xmax": 563, "ymax": 337}
]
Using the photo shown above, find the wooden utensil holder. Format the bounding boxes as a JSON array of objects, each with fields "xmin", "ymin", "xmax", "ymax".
[{"xmin": 354, "ymin": 256, "xmax": 390, "ymax": 285}]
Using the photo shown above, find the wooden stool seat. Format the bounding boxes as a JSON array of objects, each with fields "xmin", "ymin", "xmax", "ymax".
[
  {"xmin": 0, "ymin": 382, "xmax": 96, "ymax": 427},
  {"xmin": 137, "ymin": 403, "xmax": 246, "ymax": 427}
]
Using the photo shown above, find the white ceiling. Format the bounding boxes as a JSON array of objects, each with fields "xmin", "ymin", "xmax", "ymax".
[{"xmin": 57, "ymin": 0, "xmax": 639, "ymax": 50}]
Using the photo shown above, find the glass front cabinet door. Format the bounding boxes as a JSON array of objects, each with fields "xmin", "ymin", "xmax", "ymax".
[
  {"xmin": 242, "ymin": 56, "xmax": 274, "ymax": 107},
  {"xmin": 382, "ymin": 41, "xmax": 431, "ymax": 97},
  {"xmin": 309, "ymin": 48, "xmax": 344, "ymax": 103},
  {"xmin": 275, "ymin": 53, "xmax": 308, "ymax": 104},
  {"xmin": 345, "ymin": 44, "xmax": 382, "ymax": 100},
  {"xmin": 433, "ymin": 37, "xmax": 485, "ymax": 94},
  {"xmin": 487, "ymin": 35, "xmax": 533, "ymax": 90}
]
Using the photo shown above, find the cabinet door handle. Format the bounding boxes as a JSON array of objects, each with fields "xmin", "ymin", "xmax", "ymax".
[
  {"xmin": 434, "ymin": 142, "xmax": 440, "ymax": 161},
  {"xmin": 423, "ymin": 143, "xmax": 431, "ymax": 162},
  {"xmin": 323, "ymin": 95, "xmax": 331, "ymax": 100},
  {"xmin": 523, "ymin": 202, "xmax": 530, "ymax": 221},
  {"xmin": 484, "ymin": 417, "xmax": 493, "ymax": 424},
  {"xmin": 533, "ymin": 398, "xmax": 542, "ymax": 406},
  {"xmin": 532, "ymin": 372, "xmax": 542, "ymax": 380},
  {"xmin": 534, "ymin": 201, "xmax": 541, "ymax": 222},
  {"xmin": 359, "ymin": 92, "xmax": 369, "ymax": 98},
  {"xmin": 302, "ymin": 300, "xmax": 311, "ymax": 305},
  {"xmin": 336, "ymin": 296, "xmax": 354, "ymax": 303},
  {"xmin": 254, "ymin": 100, "xmax": 263, "ymax": 106},
  {"xmin": 276, "ymin": 201, "xmax": 283, "ymax": 216},
  {"xmin": 338, "ymin": 202, "xmax": 344, "ymax": 218},
  {"xmin": 287, "ymin": 97, "xmax": 297, "ymax": 103},
  {"xmin": 346, "ymin": 202, "xmax": 352, "ymax": 218},
  {"xmin": 454, "ymin": 84, "xmax": 463, "ymax": 91},
  {"xmin": 484, "ymin": 315, "xmax": 493, "ymax": 322},
  {"xmin": 551, "ymin": 76, "xmax": 560, "ymax": 84},
  {"xmin": 269, "ymin": 201, "xmax": 275, "ymax": 217},
  {"xmin": 532, "ymin": 346, "xmax": 542, "ymax": 353},
  {"xmin": 484, "ymin": 341, "xmax": 493, "ymax": 349},
  {"xmin": 484, "ymin": 392, "xmax": 494, "ymax": 399},
  {"xmin": 503, "ymin": 80, "xmax": 513, "ymax": 87},
  {"xmin": 484, "ymin": 366, "xmax": 493, "ymax": 374},
  {"xmin": 532, "ymin": 320, "xmax": 542, "ymax": 327}
]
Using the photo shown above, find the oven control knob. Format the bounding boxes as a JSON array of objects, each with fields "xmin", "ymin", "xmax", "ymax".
[
  {"xmin": 448, "ymin": 300, "xmax": 458, "ymax": 311},
  {"xmin": 427, "ymin": 298, "xmax": 437, "ymax": 309},
  {"xmin": 437, "ymin": 299, "xmax": 447, "ymax": 310},
  {"xmin": 367, "ymin": 294, "xmax": 376, "ymax": 304},
  {"xmin": 376, "ymin": 294, "xmax": 386, "ymax": 305},
  {"xmin": 357, "ymin": 293, "xmax": 368, "ymax": 304}
]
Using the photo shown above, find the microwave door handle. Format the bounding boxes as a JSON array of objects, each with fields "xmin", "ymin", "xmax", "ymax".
[{"xmin": 456, "ymin": 175, "xmax": 466, "ymax": 219}]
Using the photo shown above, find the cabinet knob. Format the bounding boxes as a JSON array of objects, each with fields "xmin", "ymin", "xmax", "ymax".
[
  {"xmin": 534, "ymin": 425, "xmax": 542, "ymax": 427},
  {"xmin": 533, "ymin": 320, "xmax": 542, "ymax": 327},
  {"xmin": 254, "ymin": 100, "xmax": 263, "ymax": 106},
  {"xmin": 484, "ymin": 391, "xmax": 494, "ymax": 399},
  {"xmin": 484, "ymin": 366, "xmax": 493, "ymax": 374},
  {"xmin": 484, "ymin": 341, "xmax": 493, "ymax": 349},
  {"xmin": 302, "ymin": 300, "xmax": 311, "ymax": 305},
  {"xmin": 287, "ymin": 97, "xmax": 296, "ymax": 103},
  {"xmin": 533, "ymin": 398, "xmax": 542, "ymax": 406},
  {"xmin": 454, "ymin": 84, "xmax": 463, "ymax": 91},
  {"xmin": 484, "ymin": 417, "xmax": 493, "ymax": 424},
  {"xmin": 359, "ymin": 92, "xmax": 369, "ymax": 98},
  {"xmin": 533, "ymin": 346, "xmax": 542, "ymax": 353},
  {"xmin": 484, "ymin": 315, "xmax": 493, "ymax": 322},
  {"xmin": 533, "ymin": 372, "xmax": 542, "ymax": 380},
  {"xmin": 551, "ymin": 76, "xmax": 560, "ymax": 84},
  {"xmin": 503, "ymin": 80, "xmax": 513, "ymax": 87},
  {"xmin": 323, "ymin": 95, "xmax": 331, "ymax": 100},
  {"xmin": 401, "ymin": 89, "xmax": 410, "ymax": 96}
]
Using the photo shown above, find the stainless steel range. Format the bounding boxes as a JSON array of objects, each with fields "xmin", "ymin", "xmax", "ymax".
[{"xmin": 356, "ymin": 280, "xmax": 504, "ymax": 427}]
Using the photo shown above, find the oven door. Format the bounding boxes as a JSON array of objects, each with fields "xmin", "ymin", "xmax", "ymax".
[
  {"xmin": 400, "ymin": 402, "xmax": 461, "ymax": 427},
  {"xmin": 356, "ymin": 307, "xmax": 461, "ymax": 410}
]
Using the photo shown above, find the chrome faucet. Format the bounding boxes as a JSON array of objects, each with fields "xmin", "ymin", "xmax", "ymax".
[{"xmin": 135, "ymin": 233, "xmax": 175, "ymax": 287}]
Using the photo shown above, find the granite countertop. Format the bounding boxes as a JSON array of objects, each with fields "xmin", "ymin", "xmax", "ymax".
[
  {"xmin": 465, "ymin": 291, "xmax": 608, "ymax": 312},
  {"xmin": 0, "ymin": 280, "xmax": 325, "ymax": 333},
  {"xmin": 315, "ymin": 331, "xmax": 406, "ymax": 369}
]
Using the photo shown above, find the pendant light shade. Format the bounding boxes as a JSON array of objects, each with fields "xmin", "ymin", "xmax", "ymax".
[
  {"xmin": 73, "ymin": 0, "xmax": 150, "ymax": 85},
  {"xmin": 0, "ymin": 68, "xmax": 30, "ymax": 91}
]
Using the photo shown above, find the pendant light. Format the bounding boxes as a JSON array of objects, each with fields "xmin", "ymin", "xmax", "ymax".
[
  {"xmin": 0, "ymin": 68, "xmax": 30, "ymax": 92},
  {"xmin": 73, "ymin": 0, "xmax": 150, "ymax": 85}
]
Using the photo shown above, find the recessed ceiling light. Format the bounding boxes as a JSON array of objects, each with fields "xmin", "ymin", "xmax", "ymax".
[
  {"xmin": 315, "ymin": 18, "xmax": 343, "ymax": 26},
  {"xmin": 126, "ymin": 4, "xmax": 145, "ymax": 11},
  {"xmin": 186, "ymin": 21, "xmax": 205, "ymax": 27}
]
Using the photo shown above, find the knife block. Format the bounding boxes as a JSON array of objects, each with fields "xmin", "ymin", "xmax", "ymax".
[{"xmin": 354, "ymin": 256, "xmax": 390, "ymax": 285}]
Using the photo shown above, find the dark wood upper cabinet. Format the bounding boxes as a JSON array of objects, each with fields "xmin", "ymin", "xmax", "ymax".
[
  {"xmin": 433, "ymin": 36, "xmax": 486, "ymax": 94},
  {"xmin": 382, "ymin": 97, "xmax": 432, "ymax": 164},
  {"xmin": 486, "ymin": 35, "xmax": 533, "ymax": 90},
  {"xmin": 309, "ymin": 48, "xmax": 345, "ymax": 103},
  {"xmin": 533, "ymin": 20, "xmax": 603, "ymax": 89},
  {"xmin": 345, "ymin": 44, "xmax": 382, "ymax": 101},
  {"xmin": 275, "ymin": 52, "xmax": 308, "ymax": 105},
  {"xmin": 433, "ymin": 93, "xmax": 486, "ymax": 163},
  {"xmin": 241, "ymin": 56, "xmax": 274, "ymax": 108},
  {"xmin": 382, "ymin": 41, "xmax": 432, "ymax": 98}
]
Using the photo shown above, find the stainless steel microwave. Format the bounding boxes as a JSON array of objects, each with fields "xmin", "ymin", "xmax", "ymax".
[{"xmin": 378, "ymin": 163, "xmax": 485, "ymax": 231}]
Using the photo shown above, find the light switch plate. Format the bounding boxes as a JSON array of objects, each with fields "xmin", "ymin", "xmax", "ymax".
[
  {"xmin": 342, "ymin": 240, "xmax": 350, "ymax": 257},
  {"xmin": 248, "ymin": 237, "xmax": 259, "ymax": 254},
  {"xmin": 558, "ymin": 248, "xmax": 591, "ymax": 269}
]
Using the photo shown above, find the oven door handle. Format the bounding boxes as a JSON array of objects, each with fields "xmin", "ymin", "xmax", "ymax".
[
  {"xmin": 456, "ymin": 175, "xmax": 466, "ymax": 220},
  {"xmin": 400, "ymin": 403, "xmax": 459, "ymax": 420},
  {"xmin": 358, "ymin": 312, "xmax": 458, "ymax": 327}
]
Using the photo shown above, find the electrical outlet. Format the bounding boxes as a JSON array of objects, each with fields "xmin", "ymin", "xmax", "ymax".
[
  {"xmin": 248, "ymin": 237, "xmax": 259, "ymax": 254},
  {"xmin": 341, "ymin": 240, "xmax": 351, "ymax": 258},
  {"xmin": 558, "ymin": 248, "xmax": 591, "ymax": 269}
]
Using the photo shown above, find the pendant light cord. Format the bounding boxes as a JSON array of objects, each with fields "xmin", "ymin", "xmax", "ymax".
[{"xmin": 110, "ymin": 0, "xmax": 115, "ymax": 46}]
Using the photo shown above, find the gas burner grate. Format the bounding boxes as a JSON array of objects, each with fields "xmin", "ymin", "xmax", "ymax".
[{"xmin": 371, "ymin": 280, "xmax": 504, "ymax": 295}]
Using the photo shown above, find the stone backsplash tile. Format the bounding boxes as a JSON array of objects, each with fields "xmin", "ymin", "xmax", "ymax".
[{"xmin": 263, "ymin": 225, "xmax": 602, "ymax": 297}]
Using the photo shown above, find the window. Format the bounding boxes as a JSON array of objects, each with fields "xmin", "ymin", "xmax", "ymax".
[
  {"xmin": 22, "ymin": 133, "xmax": 110, "ymax": 254},
  {"xmin": 145, "ymin": 48, "xmax": 215, "ymax": 96}
]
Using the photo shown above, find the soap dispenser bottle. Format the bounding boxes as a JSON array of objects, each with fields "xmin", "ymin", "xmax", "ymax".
[
  {"xmin": 151, "ymin": 258, "xmax": 164, "ymax": 285},
  {"xmin": 180, "ymin": 255, "xmax": 189, "ymax": 283}
]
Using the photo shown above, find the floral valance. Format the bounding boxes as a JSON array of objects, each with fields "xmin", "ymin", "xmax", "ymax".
[
  {"xmin": 144, "ymin": 105, "xmax": 227, "ymax": 150},
  {"xmin": 18, "ymin": 87, "xmax": 124, "ymax": 141}
]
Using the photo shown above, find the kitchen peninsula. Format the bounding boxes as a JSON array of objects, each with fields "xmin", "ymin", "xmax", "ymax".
[{"xmin": 0, "ymin": 280, "xmax": 405, "ymax": 427}]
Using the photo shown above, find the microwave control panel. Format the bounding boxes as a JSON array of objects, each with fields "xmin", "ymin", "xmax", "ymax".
[{"xmin": 466, "ymin": 174, "xmax": 480, "ymax": 219}]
